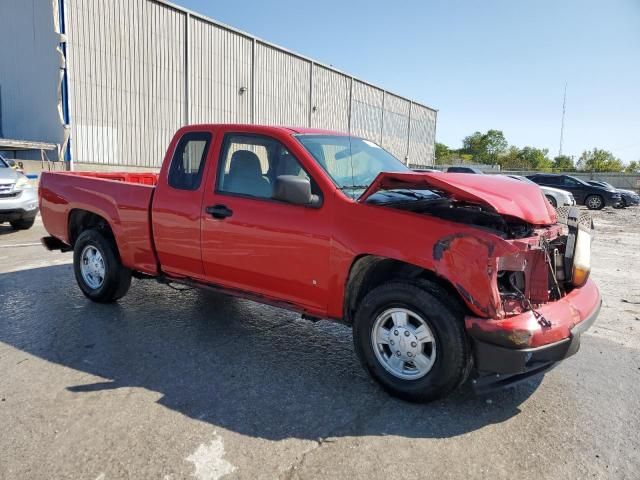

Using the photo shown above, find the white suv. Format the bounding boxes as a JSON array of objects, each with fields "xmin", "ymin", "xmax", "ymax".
[{"xmin": 0, "ymin": 155, "xmax": 38, "ymax": 230}]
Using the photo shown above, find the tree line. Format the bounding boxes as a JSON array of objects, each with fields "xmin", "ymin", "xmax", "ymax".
[{"xmin": 435, "ymin": 130, "xmax": 639, "ymax": 173}]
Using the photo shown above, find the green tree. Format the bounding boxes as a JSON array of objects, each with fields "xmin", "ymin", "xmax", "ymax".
[
  {"xmin": 518, "ymin": 146, "xmax": 552, "ymax": 170},
  {"xmin": 552, "ymin": 155, "xmax": 575, "ymax": 171},
  {"xmin": 625, "ymin": 160, "xmax": 639, "ymax": 173},
  {"xmin": 577, "ymin": 149, "xmax": 624, "ymax": 172},
  {"xmin": 498, "ymin": 146, "xmax": 526, "ymax": 170},
  {"xmin": 434, "ymin": 142, "xmax": 451, "ymax": 165},
  {"xmin": 462, "ymin": 130, "xmax": 507, "ymax": 164},
  {"xmin": 498, "ymin": 146, "xmax": 552, "ymax": 170}
]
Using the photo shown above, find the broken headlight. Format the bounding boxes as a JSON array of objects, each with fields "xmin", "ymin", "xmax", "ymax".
[{"xmin": 561, "ymin": 207, "xmax": 594, "ymax": 288}]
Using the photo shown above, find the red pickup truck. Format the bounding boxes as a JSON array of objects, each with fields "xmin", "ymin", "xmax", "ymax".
[{"xmin": 39, "ymin": 124, "xmax": 601, "ymax": 401}]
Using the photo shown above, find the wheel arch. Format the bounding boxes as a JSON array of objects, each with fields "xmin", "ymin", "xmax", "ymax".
[
  {"xmin": 68, "ymin": 209, "xmax": 118, "ymax": 252},
  {"xmin": 342, "ymin": 254, "xmax": 469, "ymax": 325}
]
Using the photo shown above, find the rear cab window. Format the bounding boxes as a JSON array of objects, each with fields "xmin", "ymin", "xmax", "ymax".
[{"xmin": 168, "ymin": 132, "xmax": 212, "ymax": 190}]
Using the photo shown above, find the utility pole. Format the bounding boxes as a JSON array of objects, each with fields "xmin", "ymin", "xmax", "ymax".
[{"xmin": 559, "ymin": 82, "xmax": 567, "ymax": 157}]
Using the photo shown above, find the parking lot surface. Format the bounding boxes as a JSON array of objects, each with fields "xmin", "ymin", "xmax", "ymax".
[{"xmin": 1, "ymin": 209, "xmax": 639, "ymax": 480}]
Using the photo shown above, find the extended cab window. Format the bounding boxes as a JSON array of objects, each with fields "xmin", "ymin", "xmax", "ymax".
[
  {"xmin": 168, "ymin": 132, "xmax": 211, "ymax": 190},
  {"xmin": 217, "ymin": 134, "xmax": 311, "ymax": 199}
]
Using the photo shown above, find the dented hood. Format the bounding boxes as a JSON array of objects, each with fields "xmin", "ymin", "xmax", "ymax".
[{"xmin": 358, "ymin": 172, "xmax": 557, "ymax": 225}]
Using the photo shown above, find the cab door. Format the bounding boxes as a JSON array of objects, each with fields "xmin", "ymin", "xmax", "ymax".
[
  {"xmin": 199, "ymin": 130, "xmax": 332, "ymax": 313},
  {"xmin": 152, "ymin": 129, "xmax": 215, "ymax": 279}
]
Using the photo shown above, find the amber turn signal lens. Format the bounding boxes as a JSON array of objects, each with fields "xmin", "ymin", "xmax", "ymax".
[{"xmin": 571, "ymin": 229, "xmax": 591, "ymax": 287}]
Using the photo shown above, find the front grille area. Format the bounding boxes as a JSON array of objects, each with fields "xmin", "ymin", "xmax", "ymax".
[
  {"xmin": 0, "ymin": 192, "xmax": 20, "ymax": 199},
  {"xmin": 0, "ymin": 183, "xmax": 15, "ymax": 194}
]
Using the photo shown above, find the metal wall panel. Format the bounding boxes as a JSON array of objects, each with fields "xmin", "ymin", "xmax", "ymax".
[
  {"xmin": 66, "ymin": 0, "xmax": 185, "ymax": 166},
  {"xmin": 59, "ymin": 0, "xmax": 437, "ymax": 167},
  {"xmin": 254, "ymin": 43, "xmax": 311, "ymax": 126},
  {"xmin": 310, "ymin": 65, "xmax": 350, "ymax": 132},
  {"xmin": 381, "ymin": 93, "xmax": 410, "ymax": 160},
  {"xmin": 0, "ymin": 0, "xmax": 62, "ymax": 156},
  {"xmin": 350, "ymin": 81, "xmax": 384, "ymax": 143},
  {"xmin": 408, "ymin": 104, "xmax": 437, "ymax": 166},
  {"xmin": 188, "ymin": 18, "xmax": 252, "ymax": 125}
]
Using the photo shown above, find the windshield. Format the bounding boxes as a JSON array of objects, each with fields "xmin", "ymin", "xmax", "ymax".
[
  {"xmin": 0, "ymin": 156, "xmax": 8, "ymax": 168},
  {"xmin": 295, "ymin": 135, "xmax": 409, "ymax": 194}
]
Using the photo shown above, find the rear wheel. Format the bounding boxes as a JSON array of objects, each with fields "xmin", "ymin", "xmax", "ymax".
[
  {"xmin": 545, "ymin": 195, "xmax": 557, "ymax": 208},
  {"xmin": 10, "ymin": 217, "xmax": 35, "ymax": 230},
  {"xmin": 73, "ymin": 229, "xmax": 131, "ymax": 303},
  {"xmin": 353, "ymin": 281, "xmax": 470, "ymax": 402},
  {"xmin": 585, "ymin": 194, "xmax": 604, "ymax": 210}
]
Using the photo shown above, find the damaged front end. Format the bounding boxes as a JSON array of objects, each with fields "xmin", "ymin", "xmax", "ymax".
[{"xmin": 360, "ymin": 172, "xmax": 601, "ymax": 391}]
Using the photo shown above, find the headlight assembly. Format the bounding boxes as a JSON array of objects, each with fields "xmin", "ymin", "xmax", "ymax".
[
  {"xmin": 14, "ymin": 176, "xmax": 32, "ymax": 190},
  {"xmin": 563, "ymin": 207, "xmax": 593, "ymax": 288}
]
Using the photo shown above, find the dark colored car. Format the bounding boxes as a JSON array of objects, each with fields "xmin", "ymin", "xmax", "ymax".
[
  {"xmin": 527, "ymin": 174, "xmax": 621, "ymax": 210},
  {"xmin": 446, "ymin": 166, "xmax": 484, "ymax": 174},
  {"xmin": 587, "ymin": 181, "xmax": 639, "ymax": 208}
]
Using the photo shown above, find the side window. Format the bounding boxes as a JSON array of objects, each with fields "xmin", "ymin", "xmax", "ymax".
[
  {"xmin": 168, "ymin": 132, "xmax": 211, "ymax": 190},
  {"xmin": 542, "ymin": 176, "xmax": 560, "ymax": 185},
  {"xmin": 217, "ymin": 134, "xmax": 310, "ymax": 199},
  {"xmin": 563, "ymin": 176, "xmax": 579, "ymax": 187}
]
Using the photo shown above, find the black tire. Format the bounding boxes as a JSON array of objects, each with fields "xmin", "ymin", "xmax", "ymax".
[
  {"xmin": 10, "ymin": 217, "xmax": 36, "ymax": 230},
  {"xmin": 73, "ymin": 229, "xmax": 131, "ymax": 303},
  {"xmin": 620, "ymin": 197, "xmax": 627, "ymax": 208},
  {"xmin": 353, "ymin": 280, "xmax": 470, "ymax": 403},
  {"xmin": 545, "ymin": 195, "xmax": 557, "ymax": 208},
  {"xmin": 585, "ymin": 194, "xmax": 604, "ymax": 210}
]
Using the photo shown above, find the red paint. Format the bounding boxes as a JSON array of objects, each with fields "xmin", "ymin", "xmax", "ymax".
[
  {"xmin": 360, "ymin": 171, "xmax": 558, "ymax": 225},
  {"xmin": 39, "ymin": 124, "xmax": 599, "ymax": 351},
  {"xmin": 465, "ymin": 279, "xmax": 600, "ymax": 348}
]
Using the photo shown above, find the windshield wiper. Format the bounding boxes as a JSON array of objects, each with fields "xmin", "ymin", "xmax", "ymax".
[
  {"xmin": 386, "ymin": 189, "xmax": 430, "ymax": 200},
  {"xmin": 339, "ymin": 185, "xmax": 369, "ymax": 190}
]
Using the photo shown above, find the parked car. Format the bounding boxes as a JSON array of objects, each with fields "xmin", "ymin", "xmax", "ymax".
[
  {"xmin": 505, "ymin": 174, "xmax": 575, "ymax": 208},
  {"xmin": 0, "ymin": 154, "xmax": 38, "ymax": 230},
  {"xmin": 527, "ymin": 173, "xmax": 621, "ymax": 210},
  {"xmin": 446, "ymin": 166, "xmax": 484, "ymax": 174},
  {"xmin": 587, "ymin": 181, "xmax": 639, "ymax": 208},
  {"xmin": 39, "ymin": 124, "xmax": 601, "ymax": 402},
  {"xmin": 4, "ymin": 158, "xmax": 25, "ymax": 174}
]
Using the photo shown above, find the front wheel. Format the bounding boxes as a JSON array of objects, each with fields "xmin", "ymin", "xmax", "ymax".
[
  {"xmin": 353, "ymin": 281, "xmax": 470, "ymax": 402},
  {"xmin": 73, "ymin": 229, "xmax": 132, "ymax": 303},
  {"xmin": 585, "ymin": 195, "xmax": 604, "ymax": 210}
]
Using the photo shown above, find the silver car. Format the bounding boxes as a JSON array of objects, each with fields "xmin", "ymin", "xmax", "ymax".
[{"xmin": 0, "ymin": 155, "xmax": 38, "ymax": 230}]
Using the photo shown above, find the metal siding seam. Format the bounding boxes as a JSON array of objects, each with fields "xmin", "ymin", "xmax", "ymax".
[
  {"xmin": 348, "ymin": 77, "xmax": 353, "ymax": 134},
  {"xmin": 406, "ymin": 101, "xmax": 412, "ymax": 162},
  {"xmin": 185, "ymin": 12, "xmax": 190, "ymax": 125},
  {"xmin": 309, "ymin": 61, "xmax": 314, "ymax": 127}
]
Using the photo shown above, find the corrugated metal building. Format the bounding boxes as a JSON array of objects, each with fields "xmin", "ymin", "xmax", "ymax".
[{"xmin": 0, "ymin": 0, "xmax": 437, "ymax": 168}]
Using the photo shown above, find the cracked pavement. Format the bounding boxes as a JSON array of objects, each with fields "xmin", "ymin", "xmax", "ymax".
[{"xmin": 1, "ymin": 211, "xmax": 639, "ymax": 479}]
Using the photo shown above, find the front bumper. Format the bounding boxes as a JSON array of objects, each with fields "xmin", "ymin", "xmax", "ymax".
[
  {"xmin": 606, "ymin": 195, "xmax": 622, "ymax": 207},
  {"xmin": 465, "ymin": 279, "xmax": 601, "ymax": 393},
  {"xmin": 0, "ymin": 187, "xmax": 39, "ymax": 222}
]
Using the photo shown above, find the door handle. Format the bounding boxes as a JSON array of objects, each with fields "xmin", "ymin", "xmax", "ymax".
[{"xmin": 206, "ymin": 204, "xmax": 233, "ymax": 219}]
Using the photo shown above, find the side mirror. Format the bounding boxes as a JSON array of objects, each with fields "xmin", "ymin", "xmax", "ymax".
[{"xmin": 273, "ymin": 175, "xmax": 322, "ymax": 207}]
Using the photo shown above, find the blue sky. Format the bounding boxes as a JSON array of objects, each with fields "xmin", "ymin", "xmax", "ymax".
[{"xmin": 174, "ymin": 0, "xmax": 640, "ymax": 163}]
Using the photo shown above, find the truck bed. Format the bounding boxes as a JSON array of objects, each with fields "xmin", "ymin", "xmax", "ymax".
[{"xmin": 39, "ymin": 171, "xmax": 159, "ymax": 275}]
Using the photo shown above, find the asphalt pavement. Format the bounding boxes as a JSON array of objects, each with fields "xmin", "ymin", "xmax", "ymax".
[{"xmin": 0, "ymin": 218, "xmax": 639, "ymax": 479}]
